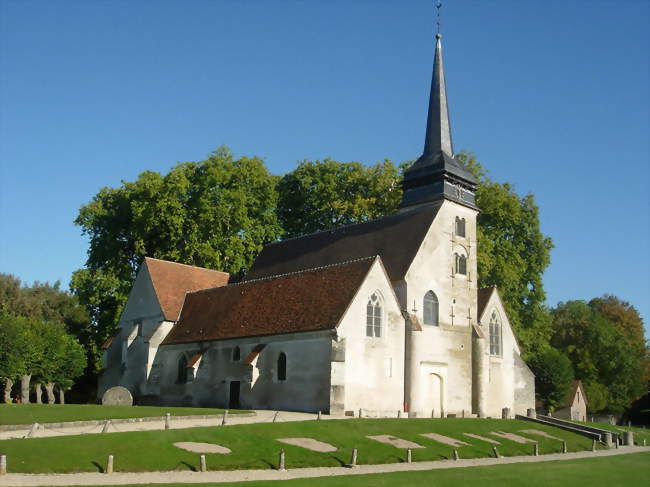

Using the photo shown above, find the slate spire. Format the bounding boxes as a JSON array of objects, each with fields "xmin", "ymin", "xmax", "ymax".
[{"xmin": 400, "ymin": 33, "xmax": 478, "ymax": 211}]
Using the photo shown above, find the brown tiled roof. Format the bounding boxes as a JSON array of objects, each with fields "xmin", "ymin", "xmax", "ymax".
[
  {"xmin": 162, "ymin": 256, "xmax": 378, "ymax": 345},
  {"xmin": 145, "ymin": 257, "xmax": 230, "ymax": 321},
  {"xmin": 244, "ymin": 205, "xmax": 440, "ymax": 282},
  {"xmin": 100, "ymin": 329, "xmax": 120, "ymax": 350},
  {"xmin": 477, "ymin": 286, "xmax": 496, "ymax": 320}
]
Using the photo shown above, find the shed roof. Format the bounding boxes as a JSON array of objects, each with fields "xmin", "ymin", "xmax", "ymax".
[
  {"xmin": 162, "ymin": 256, "xmax": 379, "ymax": 345},
  {"xmin": 244, "ymin": 204, "xmax": 440, "ymax": 282},
  {"xmin": 145, "ymin": 257, "xmax": 230, "ymax": 321}
]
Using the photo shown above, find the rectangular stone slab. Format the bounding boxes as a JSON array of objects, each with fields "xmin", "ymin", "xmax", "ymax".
[
  {"xmin": 277, "ymin": 438, "xmax": 337, "ymax": 452},
  {"xmin": 490, "ymin": 431, "xmax": 537, "ymax": 444},
  {"xmin": 420, "ymin": 433, "xmax": 469, "ymax": 447},
  {"xmin": 519, "ymin": 429, "xmax": 563, "ymax": 441},
  {"xmin": 463, "ymin": 433, "xmax": 501, "ymax": 445},
  {"xmin": 367, "ymin": 435, "xmax": 424, "ymax": 449}
]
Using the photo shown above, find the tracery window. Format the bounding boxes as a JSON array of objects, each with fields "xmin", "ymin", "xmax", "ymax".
[
  {"xmin": 455, "ymin": 253, "xmax": 467, "ymax": 275},
  {"xmin": 423, "ymin": 291, "xmax": 439, "ymax": 326},
  {"xmin": 489, "ymin": 310, "xmax": 502, "ymax": 356},
  {"xmin": 277, "ymin": 352, "xmax": 287, "ymax": 381},
  {"xmin": 366, "ymin": 292, "xmax": 383, "ymax": 338},
  {"xmin": 455, "ymin": 217, "xmax": 466, "ymax": 238},
  {"xmin": 177, "ymin": 354, "xmax": 188, "ymax": 383}
]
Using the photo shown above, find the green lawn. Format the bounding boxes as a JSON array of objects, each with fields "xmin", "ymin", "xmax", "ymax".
[
  {"xmin": 0, "ymin": 418, "xmax": 598, "ymax": 473},
  {"xmin": 88, "ymin": 452, "xmax": 650, "ymax": 487},
  {"xmin": 0, "ymin": 404, "xmax": 249, "ymax": 426},
  {"xmin": 570, "ymin": 420, "xmax": 650, "ymax": 445}
]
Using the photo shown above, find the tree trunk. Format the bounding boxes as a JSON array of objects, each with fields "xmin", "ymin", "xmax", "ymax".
[
  {"xmin": 58, "ymin": 387, "xmax": 65, "ymax": 404},
  {"xmin": 20, "ymin": 374, "xmax": 31, "ymax": 404},
  {"xmin": 3, "ymin": 378, "xmax": 13, "ymax": 403},
  {"xmin": 45, "ymin": 383, "xmax": 55, "ymax": 404},
  {"xmin": 34, "ymin": 383, "xmax": 42, "ymax": 404}
]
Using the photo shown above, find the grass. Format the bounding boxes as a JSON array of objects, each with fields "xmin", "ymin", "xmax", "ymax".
[
  {"xmin": 0, "ymin": 418, "xmax": 598, "ymax": 473},
  {"xmin": 87, "ymin": 452, "xmax": 650, "ymax": 487},
  {"xmin": 0, "ymin": 404, "xmax": 249, "ymax": 426}
]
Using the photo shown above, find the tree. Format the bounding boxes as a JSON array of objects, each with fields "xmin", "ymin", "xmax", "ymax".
[
  {"xmin": 550, "ymin": 299, "xmax": 646, "ymax": 413},
  {"xmin": 529, "ymin": 347, "xmax": 574, "ymax": 411},
  {"xmin": 276, "ymin": 159, "xmax": 403, "ymax": 238},
  {"xmin": 0, "ymin": 311, "xmax": 22, "ymax": 403},
  {"xmin": 71, "ymin": 146, "xmax": 283, "ymax": 372}
]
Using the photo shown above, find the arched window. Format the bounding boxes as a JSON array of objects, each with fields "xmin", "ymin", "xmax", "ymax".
[
  {"xmin": 177, "ymin": 354, "xmax": 188, "ymax": 383},
  {"xmin": 366, "ymin": 292, "xmax": 383, "ymax": 338},
  {"xmin": 489, "ymin": 310, "xmax": 501, "ymax": 356},
  {"xmin": 277, "ymin": 352, "xmax": 287, "ymax": 381},
  {"xmin": 455, "ymin": 253, "xmax": 467, "ymax": 275},
  {"xmin": 455, "ymin": 217, "xmax": 466, "ymax": 238},
  {"xmin": 423, "ymin": 291, "xmax": 439, "ymax": 326},
  {"xmin": 232, "ymin": 346, "xmax": 241, "ymax": 362}
]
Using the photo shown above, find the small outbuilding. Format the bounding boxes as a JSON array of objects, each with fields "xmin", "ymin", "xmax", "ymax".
[{"xmin": 554, "ymin": 380, "xmax": 588, "ymax": 422}]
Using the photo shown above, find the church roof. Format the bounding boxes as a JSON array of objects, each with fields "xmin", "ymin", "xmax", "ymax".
[
  {"xmin": 476, "ymin": 286, "xmax": 497, "ymax": 319},
  {"xmin": 145, "ymin": 257, "xmax": 230, "ymax": 321},
  {"xmin": 244, "ymin": 205, "xmax": 440, "ymax": 282},
  {"xmin": 161, "ymin": 256, "xmax": 379, "ymax": 345}
]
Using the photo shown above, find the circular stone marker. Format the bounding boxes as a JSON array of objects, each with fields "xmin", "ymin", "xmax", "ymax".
[
  {"xmin": 101, "ymin": 386, "xmax": 133, "ymax": 406},
  {"xmin": 174, "ymin": 442, "xmax": 232, "ymax": 454}
]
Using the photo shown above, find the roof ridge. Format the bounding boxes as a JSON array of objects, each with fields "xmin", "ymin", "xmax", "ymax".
[
  {"xmin": 264, "ymin": 206, "xmax": 429, "ymax": 247},
  {"xmin": 145, "ymin": 256, "xmax": 229, "ymax": 275},
  {"xmin": 188, "ymin": 255, "xmax": 379, "ymax": 296}
]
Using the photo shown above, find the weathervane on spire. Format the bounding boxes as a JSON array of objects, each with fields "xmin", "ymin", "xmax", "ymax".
[{"xmin": 435, "ymin": 1, "xmax": 443, "ymax": 37}]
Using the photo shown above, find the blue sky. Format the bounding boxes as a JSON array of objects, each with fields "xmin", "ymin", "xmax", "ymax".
[{"xmin": 1, "ymin": 1, "xmax": 648, "ymax": 334}]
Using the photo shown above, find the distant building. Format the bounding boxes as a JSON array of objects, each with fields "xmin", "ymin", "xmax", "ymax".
[
  {"xmin": 99, "ymin": 31, "xmax": 536, "ymax": 418},
  {"xmin": 554, "ymin": 380, "xmax": 588, "ymax": 422}
]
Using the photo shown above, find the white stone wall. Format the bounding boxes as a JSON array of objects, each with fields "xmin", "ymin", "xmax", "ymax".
[
  {"xmin": 403, "ymin": 200, "xmax": 478, "ymax": 417},
  {"xmin": 98, "ymin": 264, "xmax": 170, "ymax": 400},
  {"xmin": 334, "ymin": 259, "xmax": 405, "ymax": 416}
]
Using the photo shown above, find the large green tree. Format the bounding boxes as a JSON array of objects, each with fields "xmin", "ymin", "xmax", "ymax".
[
  {"xmin": 71, "ymin": 146, "xmax": 283, "ymax": 369},
  {"xmin": 550, "ymin": 299, "xmax": 646, "ymax": 413}
]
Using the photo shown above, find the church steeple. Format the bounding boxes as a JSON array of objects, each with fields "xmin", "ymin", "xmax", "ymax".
[{"xmin": 400, "ymin": 33, "xmax": 477, "ymax": 211}]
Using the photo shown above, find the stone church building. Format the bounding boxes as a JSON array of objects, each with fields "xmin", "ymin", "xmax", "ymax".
[{"xmin": 99, "ymin": 33, "xmax": 535, "ymax": 418}]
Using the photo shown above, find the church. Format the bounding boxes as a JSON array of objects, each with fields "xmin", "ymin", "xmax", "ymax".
[{"xmin": 99, "ymin": 32, "xmax": 535, "ymax": 419}]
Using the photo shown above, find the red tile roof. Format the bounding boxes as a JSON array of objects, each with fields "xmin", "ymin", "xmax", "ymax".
[
  {"xmin": 162, "ymin": 256, "xmax": 378, "ymax": 345},
  {"xmin": 145, "ymin": 257, "xmax": 230, "ymax": 321}
]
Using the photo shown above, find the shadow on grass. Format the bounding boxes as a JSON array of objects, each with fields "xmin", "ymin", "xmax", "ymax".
[
  {"xmin": 91, "ymin": 461, "xmax": 104, "ymax": 473},
  {"xmin": 177, "ymin": 461, "xmax": 197, "ymax": 472}
]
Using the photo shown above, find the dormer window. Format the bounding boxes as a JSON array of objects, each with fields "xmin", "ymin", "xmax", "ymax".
[
  {"xmin": 455, "ymin": 217, "xmax": 466, "ymax": 238},
  {"xmin": 455, "ymin": 253, "xmax": 467, "ymax": 275}
]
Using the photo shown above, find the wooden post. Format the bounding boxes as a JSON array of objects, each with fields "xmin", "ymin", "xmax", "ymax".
[
  {"xmin": 533, "ymin": 443, "xmax": 539, "ymax": 456},
  {"xmin": 200, "ymin": 455, "xmax": 206, "ymax": 472},
  {"xmin": 26, "ymin": 423, "xmax": 39, "ymax": 438},
  {"xmin": 453, "ymin": 449, "xmax": 459, "ymax": 461},
  {"xmin": 431, "ymin": 409, "xmax": 435, "ymax": 418},
  {"xmin": 492, "ymin": 446, "xmax": 500, "ymax": 458},
  {"xmin": 562, "ymin": 441, "xmax": 568, "ymax": 453},
  {"xmin": 358, "ymin": 408, "xmax": 363, "ymax": 418},
  {"xmin": 406, "ymin": 448, "xmax": 412, "ymax": 464},
  {"xmin": 350, "ymin": 448, "xmax": 358, "ymax": 467},
  {"xmin": 0, "ymin": 455, "xmax": 6, "ymax": 475},
  {"xmin": 278, "ymin": 449, "xmax": 286, "ymax": 471},
  {"xmin": 102, "ymin": 420, "xmax": 111, "ymax": 433},
  {"xmin": 222, "ymin": 410, "xmax": 228, "ymax": 426},
  {"xmin": 106, "ymin": 455, "xmax": 114, "ymax": 474},
  {"xmin": 592, "ymin": 439, "xmax": 597, "ymax": 452},
  {"xmin": 273, "ymin": 411, "xmax": 279, "ymax": 423},
  {"xmin": 397, "ymin": 410, "xmax": 402, "ymax": 419},
  {"xmin": 317, "ymin": 411, "xmax": 322, "ymax": 420},
  {"xmin": 165, "ymin": 413, "xmax": 171, "ymax": 430}
]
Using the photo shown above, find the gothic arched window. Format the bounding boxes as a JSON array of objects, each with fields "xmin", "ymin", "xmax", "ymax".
[
  {"xmin": 455, "ymin": 253, "xmax": 467, "ymax": 275},
  {"xmin": 489, "ymin": 310, "xmax": 502, "ymax": 356},
  {"xmin": 366, "ymin": 292, "xmax": 383, "ymax": 338},
  {"xmin": 177, "ymin": 354, "xmax": 188, "ymax": 384},
  {"xmin": 423, "ymin": 291, "xmax": 439, "ymax": 326},
  {"xmin": 455, "ymin": 217, "xmax": 466, "ymax": 238},
  {"xmin": 277, "ymin": 352, "xmax": 287, "ymax": 381}
]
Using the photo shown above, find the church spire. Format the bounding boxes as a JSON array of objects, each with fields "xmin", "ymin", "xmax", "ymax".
[
  {"xmin": 400, "ymin": 30, "xmax": 477, "ymax": 211},
  {"xmin": 423, "ymin": 33, "xmax": 453, "ymax": 158}
]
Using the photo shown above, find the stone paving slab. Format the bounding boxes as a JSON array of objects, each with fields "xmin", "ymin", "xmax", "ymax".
[
  {"xmin": 173, "ymin": 442, "xmax": 231, "ymax": 454},
  {"xmin": 520, "ymin": 429, "xmax": 563, "ymax": 441},
  {"xmin": 277, "ymin": 438, "xmax": 337, "ymax": 452},
  {"xmin": 367, "ymin": 435, "xmax": 424, "ymax": 449},
  {"xmin": 1, "ymin": 446, "xmax": 646, "ymax": 486},
  {"xmin": 463, "ymin": 433, "xmax": 501, "ymax": 445},
  {"xmin": 490, "ymin": 431, "xmax": 537, "ymax": 444},
  {"xmin": 420, "ymin": 433, "xmax": 469, "ymax": 447}
]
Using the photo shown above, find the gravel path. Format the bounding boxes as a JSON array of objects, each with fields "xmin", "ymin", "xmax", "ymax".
[
  {"xmin": 0, "ymin": 410, "xmax": 342, "ymax": 440},
  {"xmin": 1, "ymin": 446, "xmax": 647, "ymax": 486}
]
